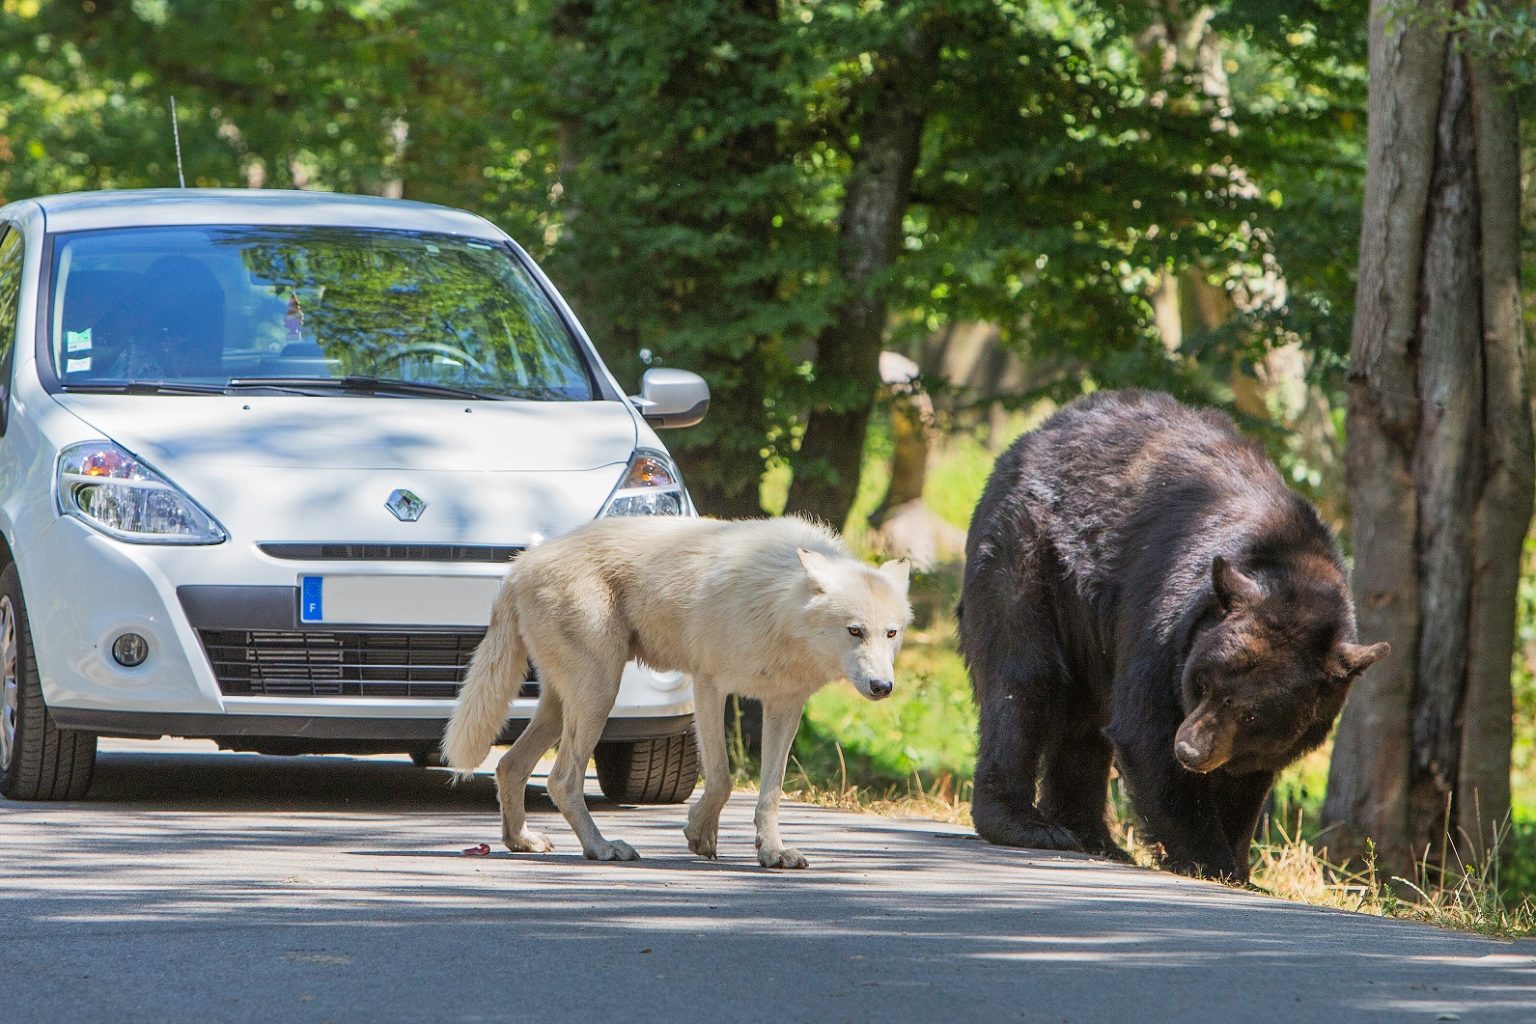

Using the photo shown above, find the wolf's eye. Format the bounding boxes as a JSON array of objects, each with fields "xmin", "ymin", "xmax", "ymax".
[
  {"xmin": 886, "ymin": 628, "xmax": 898, "ymax": 639},
  {"xmin": 848, "ymin": 626, "xmax": 864, "ymax": 639}
]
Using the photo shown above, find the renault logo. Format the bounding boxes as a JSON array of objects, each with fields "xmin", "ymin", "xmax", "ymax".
[{"xmin": 385, "ymin": 489, "xmax": 428, "ymax": 522}]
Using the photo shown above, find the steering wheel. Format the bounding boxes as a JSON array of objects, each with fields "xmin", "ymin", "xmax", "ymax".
[{"xmin": 374, "ymin": 342, "xmax": 489, "ymax": 376}]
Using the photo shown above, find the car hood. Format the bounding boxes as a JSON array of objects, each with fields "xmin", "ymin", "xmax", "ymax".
[
  {"xmin": 51, "ymin": 395, "xmax": 644, "ymax": 545},
  {"xmin": 52, "ymin": 394, "xmax": 639, "ymax": 472}
]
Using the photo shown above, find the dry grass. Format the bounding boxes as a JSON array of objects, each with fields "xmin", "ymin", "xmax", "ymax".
[
  {"xmin": 729, "ymin": 732, "xmax": 975, "ymax": 825},
  {"xmin": 756, "ymin": 741, "xmax": 1536, "ymax": 939},
  {"xmin": 782, "ymin": 746, "xmax": 975, "ymax": 826},
  {"xmin": 1248, "ymin": 816, "xmax": 1536, "ymax": 939}
]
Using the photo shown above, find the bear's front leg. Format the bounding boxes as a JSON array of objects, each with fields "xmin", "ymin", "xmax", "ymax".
[
  {"xmin": 1208, "ymin": 769, "xmax": 1275, "ymax": 878},
  {"xmin": 1112, "ymin": 730, "xmax": 1241, "ymax": 881},
  {"xmin": 971, "ymin": 666, "xmax": 1085, "ymax": 853}
]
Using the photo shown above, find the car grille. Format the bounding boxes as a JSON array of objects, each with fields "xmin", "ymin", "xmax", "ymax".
[
  {"xmin": 257, "ymin": 543, "xmax": 522, "ymax": 563},
  {"xmin": 200, "ymin": 629, "xmax": 540, "ymax": 700}
]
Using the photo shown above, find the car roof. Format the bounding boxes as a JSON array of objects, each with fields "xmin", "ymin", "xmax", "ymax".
[{"xmin": 16, "ymin": 188, "xmax": 507, "ymax": 240}]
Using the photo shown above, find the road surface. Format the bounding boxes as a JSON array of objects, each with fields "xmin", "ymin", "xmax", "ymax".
[{"xmin": 4, "ymin": 739, "xmax": 1533, "ymax": 1023}]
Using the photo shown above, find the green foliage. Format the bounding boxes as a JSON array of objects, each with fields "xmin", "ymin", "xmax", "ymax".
[
  {"xmin": 1395, "ymin": 0, "xmax": 1536, "ymax": 96},
  {"xmin": 1513, "ymin": 531, "xmax": 1536, "ymax": 820},
  {"xmin": 515, "ymin": 0, "xmax": 825, "ymax": 514},
  {"xmin": 0, "ymin": 0, "xmax": 1382, "ymax": 515}
]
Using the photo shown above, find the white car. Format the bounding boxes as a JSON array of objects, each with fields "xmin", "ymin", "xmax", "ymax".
[{"xmin": 0, "ymin": 189, "xmax": 709, "ymax": 803}]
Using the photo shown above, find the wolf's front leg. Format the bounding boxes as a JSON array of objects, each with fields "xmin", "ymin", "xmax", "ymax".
[
  {"xmin": 754, "ymin": 698, "xmax": 807, "ymax": 869},
  {"xmin": 683, "ymin": 676, "xmax": 731, "ymax": 859}
]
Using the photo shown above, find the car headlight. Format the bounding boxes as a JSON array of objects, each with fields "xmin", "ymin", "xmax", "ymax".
[
  {"xmin": 56, "ymin": 441, "xmax": 227, "ymax": 544},
  {"xmin": 599, "ymin": 449, "xmax": 689, "ymax": 517}
]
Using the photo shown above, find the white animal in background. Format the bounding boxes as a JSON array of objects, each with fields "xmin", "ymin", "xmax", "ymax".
[{"xmin": 442, "ymin": 515, "xmax": 912, "ymax": 869}]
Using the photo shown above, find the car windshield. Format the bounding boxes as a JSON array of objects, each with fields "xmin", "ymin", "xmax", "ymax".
[{"xmin": 46, "ymin": 224, "xmax": 596, "ymax": 400}]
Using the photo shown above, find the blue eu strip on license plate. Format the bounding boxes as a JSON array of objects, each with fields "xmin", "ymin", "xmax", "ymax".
[{"xmin": 300, "ymin": 576, "xmax": 324, "ymax": 623}]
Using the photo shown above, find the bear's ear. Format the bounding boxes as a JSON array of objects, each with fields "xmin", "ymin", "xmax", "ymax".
[
  {"xmin": 877, "ymin": 558, "xmax": 911, "ymax": 595},
  {"xmin": 1326, "ymin": 640, "xmax": 1390, "ymax": 680},
  {"xmin": 798, "ymin": 548, "xmax": 837, "ymax": 595},
  {"xmin": 1211, "ymin": 555, "xmax": 1263, "ymax": 614}
]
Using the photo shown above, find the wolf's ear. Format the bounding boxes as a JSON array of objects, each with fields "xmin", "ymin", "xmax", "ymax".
[
  {"xmin": 797, "ymin": 548, "xmax": 836, "ymax": 594},
  {"xmin": 878, "ymin": 558, "xmax": 911, "ymax": 594},
  {"xmin": 1211, "ymin": 555, "xmax": 1262, "ymax": 613},
  {"xmin": 1326, "ymin": 640, "xmax": 1390, "ymax": 681}
]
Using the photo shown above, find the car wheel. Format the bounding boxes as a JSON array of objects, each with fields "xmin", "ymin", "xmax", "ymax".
[
  {"xmin": 0, "ymin": 565, "xmax": 97, "ymax": 800},
  {"xmin": 593, "ymin": 732, "xmax": 699, "ymax": 805}
]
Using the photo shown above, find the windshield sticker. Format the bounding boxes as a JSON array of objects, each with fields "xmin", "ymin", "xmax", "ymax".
[
  {"xmin": 66, "ymin": 329, "xmax": 92, "ymax": 353},
  {"xmin": 65, "ymin": 357, "xmax": 92, "ymax": 373}
]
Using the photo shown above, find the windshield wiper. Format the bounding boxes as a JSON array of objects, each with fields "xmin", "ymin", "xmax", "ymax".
[
  {"xmin": 61, "ymin": 380, "xmax": 229, "ymax": 396},
  {"xmin": 226, "ymin": 376, "xmax": 495, "ymax": 400}
]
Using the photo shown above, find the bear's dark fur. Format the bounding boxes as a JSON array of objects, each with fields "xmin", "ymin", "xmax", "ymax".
[{"xmin": 959, "ymin": 390, "xmax": 1388, "ymax": 880}]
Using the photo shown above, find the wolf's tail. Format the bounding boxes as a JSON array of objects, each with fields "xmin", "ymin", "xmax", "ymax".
[{"xmin": 441, "ymin": 576, "xmax": 528, "ymax": 779}]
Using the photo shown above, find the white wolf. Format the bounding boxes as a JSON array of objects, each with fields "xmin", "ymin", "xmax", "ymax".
[{"xmin": 442, "ymin": 515, "xmax": 912, "ymax": 868}]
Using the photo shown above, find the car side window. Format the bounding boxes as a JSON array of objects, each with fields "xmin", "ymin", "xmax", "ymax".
[
  {"xmin": 0, "ymin": 227, "xmax": 22, "ymax": 433},
  {"xmin": 0, "ymin": 228, "xmax": 21, "ymax": 372}
]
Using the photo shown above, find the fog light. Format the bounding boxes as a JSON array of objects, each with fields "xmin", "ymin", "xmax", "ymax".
[{"xmin": 112, "ymin": 633, "xmax": 149, "ymax": 668}]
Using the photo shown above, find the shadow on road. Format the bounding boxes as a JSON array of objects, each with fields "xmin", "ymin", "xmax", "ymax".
[
  {"xmin": 83, "ymin": 746, "xmax": 520, "ymax": 813},
  {"xmin": 6, "ymin": 745, "xmax": 1535, "ymax": 1024}
]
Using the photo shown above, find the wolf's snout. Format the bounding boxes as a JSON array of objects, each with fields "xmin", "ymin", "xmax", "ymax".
[{"xmin": 868, "ymin": 679, "xmax": 893, "ymax": 699}]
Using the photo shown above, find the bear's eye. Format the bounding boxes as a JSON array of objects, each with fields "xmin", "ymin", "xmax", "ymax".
[
  {"xmin": 886, "ymin": 628, "xmax": 898, "ymax": 639},
  {"xmin": 1242, "ymin": 712, "xmax": 1258, "ymax": 725},
  {"xmin": 848, "ymin": 626, "xmax": 864, "ymax": 639}
]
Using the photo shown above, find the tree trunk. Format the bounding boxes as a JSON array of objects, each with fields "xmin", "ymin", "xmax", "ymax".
[
  {"xmin": 785, "ymin": 18, "xmax": 939, "ymax": 527},
  {"xmin": 1457, "ymin": 29, "xmax": 1534, "ymax": 862},
  {"xmin": 1323, "ymin": 0, "xmax": 1534, "ymax": 875}
]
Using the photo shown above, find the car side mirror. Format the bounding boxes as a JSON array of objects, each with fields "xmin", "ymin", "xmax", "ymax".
[{"xmin": 629, "ymin": 368, "xmax": 709, "ymax": 429}]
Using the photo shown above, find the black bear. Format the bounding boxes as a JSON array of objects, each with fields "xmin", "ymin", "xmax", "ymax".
[{"xmin": 959, "ymin": 390, "xmax": 1388, "ymax": 880}]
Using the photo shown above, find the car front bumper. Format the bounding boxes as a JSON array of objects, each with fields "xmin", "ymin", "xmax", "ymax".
[{"xmin": 22, "ymin": 517, "xmax": 694, "ymax": 744}]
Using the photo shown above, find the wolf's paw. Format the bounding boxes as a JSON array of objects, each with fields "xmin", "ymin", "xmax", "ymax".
[
  {"xmin": 505, "ymin": 830, "xmax": 554, "ymax": 854},
  {"xmin": 758, "ymin": 845, "xmax": 809, "ymax": 870},
  {"xmin": 684, "ymin": 822, "xmax": 718, "ymax": 860},
  {"xmin": 585, "ymin": 839, "xmax": 641, "ymax": 862}
]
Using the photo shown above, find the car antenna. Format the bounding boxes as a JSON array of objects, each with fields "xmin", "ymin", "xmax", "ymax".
[{"xmin": 169, "ymin": 96, "xmax": 187, "ymax": 188}]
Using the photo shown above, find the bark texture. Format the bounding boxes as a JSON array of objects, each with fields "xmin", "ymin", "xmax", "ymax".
[
  {"xmin": 786, "ymin": 17, "xmax": 939, "ymax": 527},
  {"xmin": 1323, "ymin": 0, "xmax": 1534, "ymax": 873}
]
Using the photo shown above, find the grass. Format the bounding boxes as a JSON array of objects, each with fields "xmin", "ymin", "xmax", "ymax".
[
  {"xmin": 1248, "ymin": 817, "xmax": 1536, "ymax": 938},
  {"xmin": 759, "ymin": 409, "xmax": 1536, "ymax": 940}
]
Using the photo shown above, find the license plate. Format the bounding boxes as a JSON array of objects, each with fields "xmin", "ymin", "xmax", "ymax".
[{"xmin": 298, "ymin": 575, "xmax": 501, "ymax": 627}]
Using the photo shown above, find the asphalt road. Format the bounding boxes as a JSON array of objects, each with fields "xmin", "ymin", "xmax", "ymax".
[{"xmin": 4, "ymin": 739, "xmax": 1534, "ymax": 1024}]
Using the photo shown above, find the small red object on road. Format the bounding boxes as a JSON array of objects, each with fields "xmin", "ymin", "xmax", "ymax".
[{"xmin": 462, "ymin": 843, "xmax": 491, "ymax": 857}]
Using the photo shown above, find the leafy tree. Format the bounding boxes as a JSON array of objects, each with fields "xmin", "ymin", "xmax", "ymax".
[
  {"xmin": 513, "ymin": 0, "xmax": 818, "ymax": 517},
  {"xmin": 0, "ymin": 0, "xmax": 1386, "ymax": 529}
]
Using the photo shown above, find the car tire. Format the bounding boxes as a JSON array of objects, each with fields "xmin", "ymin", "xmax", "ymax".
[
  {"xmin": 0, "ymin": 565, "xmax": 97, "ymax": 800},
  {"xmin": 593, "ymin": 733, "xmax": 699, "ymax": 804}
]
